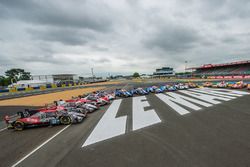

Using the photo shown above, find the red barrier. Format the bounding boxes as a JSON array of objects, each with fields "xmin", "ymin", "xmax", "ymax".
[
  {"xmin": 233, "ymin": 75, "xmax": 243, "ymax": 79},
  {"xmin": 224, "ymin": 76, "xmax": 233, "ymax": 79}
]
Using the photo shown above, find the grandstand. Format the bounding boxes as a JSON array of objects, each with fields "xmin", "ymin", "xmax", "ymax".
[{"xmin": 189, "ymin": 60, "xmax": 250, "ymax": 79}]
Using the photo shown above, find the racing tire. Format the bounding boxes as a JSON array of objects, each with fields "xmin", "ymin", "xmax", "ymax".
[
  {"xmin": 14, "ymin": 121, "xmax": 24, "ymax": 131},
  {"xmin": 60, "ymin": 116, "xmax": 72, "ymax": 125}
]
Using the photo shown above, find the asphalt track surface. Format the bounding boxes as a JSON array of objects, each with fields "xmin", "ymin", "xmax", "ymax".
[{"xmin": 0, "ymin": 83, "xmax": 250, "ymax": 167}]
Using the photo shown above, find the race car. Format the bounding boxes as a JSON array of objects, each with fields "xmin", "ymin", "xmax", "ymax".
[
  {"xmin": 160, "ymin": 84, "xmax": 177, "ymax": 91},
  {"xmin": 247, "ymin": 84, "xmax": 250, "ymax": 90},
  {"xmin": 187, "ymin": 82, "xmax": 198, "ymax": 88},
  {"xmin": 216, "ymin": 81, "xmax": 228, "ymax": 88},
  {"xmin": 203, "ymin": 82, "xmax": 213, "ymax": 87},
  {"xmin": 146, "ymin": 86, "xmax": 164, "ymax": 93},
  {"xmin": 230, "ymin": 81, "xmax": 247, "ymax": 89},
  {"xmin": 175, "ymin": 83, "xmax": 189, "ymax": 90},
  {"xmin": 115, "ymin": 89, "xmax": 133, "ymax": 97},
  {"xmin": 4, "ymin": 109, "xmax": 86, "ymax": 131},
  {"xmin": 83, "ymin": 94, "xmax": 110, "ymax": 106},
  {"xmin": 96, "ymin": 91, "xmax": 116, "ymax": 100},
  {"xmin": 131, "ymin": 87, "xmax": 149, "ymax": 95}
]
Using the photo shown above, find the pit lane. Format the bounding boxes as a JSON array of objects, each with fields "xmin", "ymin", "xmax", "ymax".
[{"xmin": 0, "ymin": 83, "xmax": 250, "ymax": 167}]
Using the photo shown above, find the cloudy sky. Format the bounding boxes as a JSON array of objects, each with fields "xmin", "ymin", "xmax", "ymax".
[{"xmin": 0, "ymin": 0, "xmax": 250, "ymax": 76}]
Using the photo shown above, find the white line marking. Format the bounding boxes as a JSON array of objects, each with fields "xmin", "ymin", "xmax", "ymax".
[
  {"xmin": 156, "ymin": 93, "xmax": 200, "ymax": 115},
  {"xmin": 82, "ymin": 99, "xmax": 126, "ymax": 147},
  {"xmin": 207, "ymin": 88, "xmax": 250, "ymax": 95},
  {"xmin": 12, "ymin": 125, "xmax": 70, "ymax": 167},
  {"xmin": 200, "ymin": 88, "xmax": 243, "ymax": 97},
  {"xmin": 132, "ymin": 96, "xmax": 161, "ymax": 131},
  {"xmin": 0, "ymin": 127, "xmax": 7, "ymax": 132},
  {"xmin": 190, "ymin": 89, "xmax": 237, "ymax": 99},
  {"xmin": 180, "ymin": 90, "xmax": 231, "ymax": 104}
]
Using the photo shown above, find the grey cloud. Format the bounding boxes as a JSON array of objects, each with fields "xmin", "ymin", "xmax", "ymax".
[
  {"xmin": 144, "ymin": 25, "xmax": 201, "ymax": 53},
  {"xmin": 27, "ymin": 28, "xmax": 92, "ymax": 46},
  {"xmin": 0, "ymin": 0, "xmax": 250, "ymax": 75},
  {"xmin": 0, "ymin": 0, "xmax": 113, "ymax": 32}
]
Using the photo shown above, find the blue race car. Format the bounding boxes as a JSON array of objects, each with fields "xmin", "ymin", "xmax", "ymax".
[
  {"xmin": 131, "ymin": 87, "xmax": 149, "ymax": 95},
  {"xmin": 146, "ymin": 86, "xmax": 164, "ymax": 93},
  {"xmin": 115, "ymin": 89, "xmax": 133, "ymax": 97},
  {"xmin": 165, "ymin": 85, "xmax": 177, "ymax": 91}
]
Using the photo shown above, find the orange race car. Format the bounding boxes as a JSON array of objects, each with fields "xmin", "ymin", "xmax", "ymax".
[{"xmin": 203, "ymin": 82, "xmax": 213, "ymax": 87}]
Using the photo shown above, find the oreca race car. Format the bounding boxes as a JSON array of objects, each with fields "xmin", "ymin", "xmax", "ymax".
[
  {"xmin": 230, "ymin": 81, "xmax": 247, "ymax": 89},
  {"xmin": 203, "ymin": 82, "xmax": 213, "ymax": 87},
  {"xmin": 161, "ymin": 84, "xmax": 177, "ymax": 91},
  {"xmin": 175, "ymin": 83, "xmax": 189, "ymax": 90},
  {"xmin": 4, "ymin": 108, "xmax": 86, "ymax": 131},
  {"xmin": 146, "ymin": 86, "xmax": 164, "ymax": 93},
  {"xmin": 84, "ymin": 94, "xmax": 110, "ymax": 106},
  {"xmin": 131, "ymin": 87, "xmax": 149, "ymax": 95},
  {"xmin": 187, "ymin": 82, "xmax": 198, "ymax": 88},
  {"xmin": 96, "ymin": 91, "xmax": 115, "ymax": 100},
  {"xmin": 216, "ymin": 81, "xmax": 228, "ymax": 88},
  {"xmin": 115, "ymin": 89, "xmax": 133, "ymax": 97}
]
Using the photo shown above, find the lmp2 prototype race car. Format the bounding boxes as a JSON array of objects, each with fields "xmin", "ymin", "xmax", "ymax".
[
  {"xmin": 175, "ymin": 83, "xmax": 189, "ymax": 90},
  {"xmin": 187, "ymin": 82, "xmax": 199, "ymax": 88},
  {"xmin": 203, "ymin": 82, "xmax": 213, "ymax": 87},
  {"xmin": 215, "ymin": 81, "xmax": 228, "ymax": 88},
  {"xmin": 131, "ymin": 87, "xmax": 149, "ymax": 95},
  {"xmin": 146, "ymin": 86, "xmax": 164, "ymax": 93},
  {"xmin": 230, "ymin": 81, "xmax": 247, "ymax": 89},
  {"xmin": 115, "ymin": 89, "xmax": 133, "ymax": 97},
  {"xmin": 4, "ymin": 108, "xmax": 86, "ymax": 131}
]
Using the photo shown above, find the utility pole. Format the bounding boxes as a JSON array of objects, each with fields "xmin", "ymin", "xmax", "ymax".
[
  {"xmin": 185, "ymin": 60, "xmax": 188, "ymax": 73},
  {"xmin": 91, "ymin": 68, "xmax": 94, "ymax": 82}
]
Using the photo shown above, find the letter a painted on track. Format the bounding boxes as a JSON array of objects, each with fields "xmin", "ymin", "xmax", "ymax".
[
  {"xmin": 132, "ymin": 96, "xmax": 161, "ymax": 131},
  {"xmin": 82, "ymin": 99, "xmax": 126, "ymax": 147}
]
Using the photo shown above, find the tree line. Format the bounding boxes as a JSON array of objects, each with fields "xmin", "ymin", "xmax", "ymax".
[{"xmin": 0, "ymin": 68, "xmax": 31, "ymax": 87}]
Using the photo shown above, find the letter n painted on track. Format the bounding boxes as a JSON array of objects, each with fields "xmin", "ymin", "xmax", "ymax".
[{"xmin": 82, "ymin": 99, "xmax": 126, "ymax": 147}]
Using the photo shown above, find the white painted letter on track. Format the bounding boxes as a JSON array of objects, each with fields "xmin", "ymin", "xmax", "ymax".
[
  {"xmin": 132, "ymin": 96, "xmax": 161, "ymax": 131},
  {"xmin": 82, "ymin": 99, "xmax": 126, "ymax": 147},
  {"xmin": 179, "ymin": 90, "xmax": 231, "ymax": 104},
  {"xmin": 156, "ymin": 93, "xmax": 202, "ymax": 115}
]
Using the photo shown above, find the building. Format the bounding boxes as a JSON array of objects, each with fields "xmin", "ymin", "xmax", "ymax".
[
  {"xmin": 32, "ymin": 74, "xmax": 79, "ymax": 84},
  {"xmin": 188, "ymin": 60, "xmax": 250, "ymax": 79},
  {"xmin": 153, "ymin": 67, "xmax": 175, "ymax": 77}
]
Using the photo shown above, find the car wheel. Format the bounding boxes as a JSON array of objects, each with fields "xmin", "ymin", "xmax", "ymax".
[
  {"xmin": 14, "ymin": 121, "xmax": 24, "ymax": 131},
  {"xmin": 60, "ymin": 116, "xmax": 72, "ymax": 125}
]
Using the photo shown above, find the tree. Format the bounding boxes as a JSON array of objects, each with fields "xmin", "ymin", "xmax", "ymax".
[
  {"xmin": 0, "ymin": 76, "xmax": 11, "ymax": 87},
  {"xmin": 132, "ymin": 72, "xmax": 140, "ymax": 78},
  {"xmin": 5, "ymin": 68, "xmax": 31, "ymax": 82}
]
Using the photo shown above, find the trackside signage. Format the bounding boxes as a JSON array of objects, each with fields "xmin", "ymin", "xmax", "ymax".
[{"xmin": 82, "ymin": 88, "xmax": 249, "ymax": 147}]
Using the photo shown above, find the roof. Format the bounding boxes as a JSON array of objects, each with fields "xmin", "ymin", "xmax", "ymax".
[{"xmin": 187, "ymin": 60, "xmax": 250, "ymax": 70}]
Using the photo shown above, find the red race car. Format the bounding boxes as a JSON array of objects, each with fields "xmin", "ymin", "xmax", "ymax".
[{"xmin": 4, "ymin": 108, "xmax": 86, "ymax": 131}]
